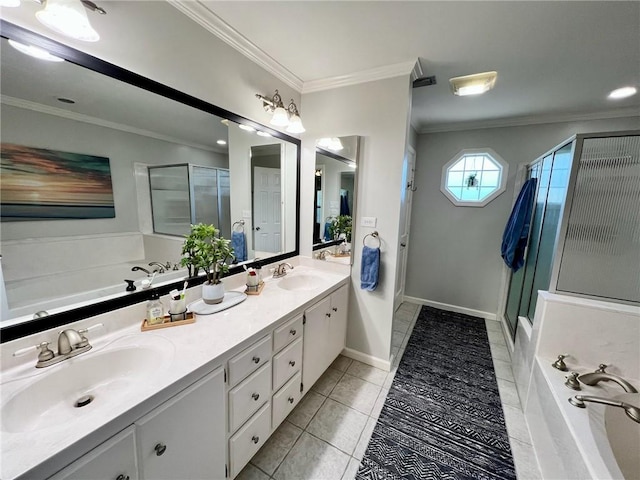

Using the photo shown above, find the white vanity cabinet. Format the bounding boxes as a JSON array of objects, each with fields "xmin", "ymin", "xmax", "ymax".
[
  {"xmin": 135, "ymin": 367, "xmax": 225, "ymax": 480},
  {"xmin": 302, "ymin": 284, "xmax": 349, "ymax": 391},
  {"xmin": 49, "ymin": 367, "xmax": 225, "ymax": 480},
  {"xmin": 49, "ymin": 426, "xmax": 139, "ymax": 480}
]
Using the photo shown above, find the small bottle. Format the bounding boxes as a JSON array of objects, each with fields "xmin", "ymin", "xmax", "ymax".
[{"xmin": 146, "ymin": 292, "xmax": 164, "ymax": 325}]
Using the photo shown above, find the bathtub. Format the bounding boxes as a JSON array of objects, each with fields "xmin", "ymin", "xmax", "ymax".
[
  {"xmin": 526, "ymin": 357, "xmax": 640, "ymax": 479},
  {"xmin": 4, "ymin": 261, "xmax": 188, "ymax": 322}
]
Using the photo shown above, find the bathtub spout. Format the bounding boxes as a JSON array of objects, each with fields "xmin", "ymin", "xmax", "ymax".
[
  {"xmin": 578, "ymin": 372, "xmax": 638, "ymax": 393},
  {"xmin": 131, "ymin": 266, "xmax": 153, "ymax": 276},
  {"xmin": 569, "ymin": 395, "xmax": 640, "ymax": 424}
]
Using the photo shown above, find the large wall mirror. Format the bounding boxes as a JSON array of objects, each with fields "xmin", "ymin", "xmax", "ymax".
[
  {"xmin": 0, "ymin": 22, "xmax": 300, "ymax": 340},
  {"xmin": 312, "ymin": 136, "xmax": 360, "ymax": 265}
]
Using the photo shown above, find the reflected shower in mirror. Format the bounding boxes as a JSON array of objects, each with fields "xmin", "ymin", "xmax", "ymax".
[
  {"xmin": 0, "ymin": 24, "xmax": 300, "ymax": 330},
  {"xmin": 312, "ymin": 136, "xmax": 360, "ymax": 265}
]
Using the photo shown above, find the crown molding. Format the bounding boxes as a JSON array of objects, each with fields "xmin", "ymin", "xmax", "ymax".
[
  {"xmin": 418, "ymin": 107, "xmax": 640, "ymax": 134},
  {"xmin": 2, "ymin": 95, "xmax": 220, "ymax": 153},
  {"xmin": 302, "ymin": 60, "xmax": 419, "ymax": 94},
  {"xmin": 411, "ymin": 60, "xmax": 424, "ymax": 82},
  {"xmin": 168, "ymin": 1, "xmax": 303, "ymax": 92}
]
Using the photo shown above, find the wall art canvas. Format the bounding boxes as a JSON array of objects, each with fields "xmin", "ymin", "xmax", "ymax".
[{"xmin": 1, "ymin": 144, "xmax": 115, "ymax": 221}]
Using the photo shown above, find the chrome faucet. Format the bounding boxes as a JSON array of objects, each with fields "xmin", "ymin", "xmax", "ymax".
[
  {"xmin": 569, "ymin": 395, "xmax": 640, "ymax": 423},
  {"xmin": 273, "ymin": 263, "xmax": 294, "ymax": 278},
  {"xmin": 578, "ymin": 371, "xmax": 638, "ymax": 393},
  {"xmin": 316, "ymin": 250, "xmax": 329, "ymax": 260},
  {"xmin": 58, "ymin": 329, "xmax": 85, "ymax": 355},
  {"xmin": 148, "ymin": 261, "xmax": 171, "ymax": 273}
]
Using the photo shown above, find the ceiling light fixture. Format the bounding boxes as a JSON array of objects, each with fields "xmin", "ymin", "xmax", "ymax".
[
  {"xmin": 255, "ymin": 89, "xmax": 305, "ymax": 133},
  {"xmin": 36, "ymin": 0, "xmax": 106, "ymax": 42},
  {"xmin": 449, "ymin": 71, "xmax": 497, "ymax": 96},
  {"xmin": 238, "ymin": 124, "xmax": 256, "ymax": 132},
  {"xmin": 608, "ymin": 86, "xmax": 637, "ymax": 100},
  {"xmin": 0, "ymin": 0, "xmax": 21, "ymax": 7},
  {"xmin": 256, "ymin": 131, "xmax": 272, "ymax": 137},
  {"xmin": 216, "ymin": 140, "xmax": 227, "ymax": 145},
  {"xmin": 8, "ymin": 39, "xmax": 64, "ymax": 62}
]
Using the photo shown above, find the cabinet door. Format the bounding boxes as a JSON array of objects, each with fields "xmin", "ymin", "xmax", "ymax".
[
  {"xmin": 135, "ymin": 368, "xmax": 225, "ymax": 480},
  {"xmin": 49, "ymin": 426, "xmax": 138, "ymax": 480},
  {"xmin": 329, "ymin": 285, "xmax": 349, "ymax": 361},
  {"xmin": 302, "ymin": 295, "xmax": 332, "ymax": 390}
]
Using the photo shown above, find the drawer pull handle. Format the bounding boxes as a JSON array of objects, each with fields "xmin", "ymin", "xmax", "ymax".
[
  {"xmin": 116, "ymin": 475, "xmax": 130, "ymax": 480},
  {"xmin": 332, "ymin": 307, "xmax": 338, "ymax": 312},
  {"xmin": 289, "ymin": 360, "xmax": 296, "ymax": 367},
  {"xmin": 154, "ymin": 443, "xmax": 167, "ymax": 456},
  {"xmin": 252, "ymin": 356, "xmax": 260, "ymax": 364},
  {"xmin": 326, "ymin": 313, "xmax": 331, "ymax": 318},
  {"xmin": 252, "ymin": 435, "xmax": 260, "ymax": 444},
  {"xmin": 288, "ymin": 396, "xmax": 295, "ymax": 404},
  {"xmin": 290, "ymin": 329, "xmax": 297, "ymax": 335},
  {"xmin": 252, "ymin": 393, "xmax": 260, "ymax": 401}
]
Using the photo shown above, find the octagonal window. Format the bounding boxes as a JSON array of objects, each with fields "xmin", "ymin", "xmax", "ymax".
[{"xmin": 441, "ymin": 148, "xmax": 508, "ymax": 207}]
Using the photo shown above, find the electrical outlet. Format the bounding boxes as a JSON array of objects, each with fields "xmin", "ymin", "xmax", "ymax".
[{"xmin": 361, "ymin": 217, "xmax": 377, "ymax": 228}]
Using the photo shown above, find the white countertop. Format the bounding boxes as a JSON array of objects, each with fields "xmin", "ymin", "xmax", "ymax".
[{"xmin": 0, "ymin": 257, "xmax": 350, "ymax": 480}]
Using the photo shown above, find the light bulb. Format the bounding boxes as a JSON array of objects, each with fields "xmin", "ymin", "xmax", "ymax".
[{"xmin": 36, "ymin": 0, "xmax": 100, "ymax": 42}]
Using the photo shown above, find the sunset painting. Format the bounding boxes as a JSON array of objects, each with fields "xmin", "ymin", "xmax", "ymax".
[{"xmin": 1, "ymin": 144, "xmax": 115, "ymax": 221}]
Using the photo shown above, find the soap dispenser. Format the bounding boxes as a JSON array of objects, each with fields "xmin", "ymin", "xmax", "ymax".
[{"xmin": 146, "ymin": 292, "xmax": 164, "ymax": 325}]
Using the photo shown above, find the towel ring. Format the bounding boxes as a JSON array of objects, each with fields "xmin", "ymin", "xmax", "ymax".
[
  {"xmin": 233, "ymin": 220, "xmax": 245, "ymax": 232},
  {"xmin": 363, "ymin": 231, "xmax": 381, "ymax": 248}
]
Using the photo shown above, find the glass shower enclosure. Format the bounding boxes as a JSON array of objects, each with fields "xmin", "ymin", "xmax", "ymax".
[
  {"xmin": 504, "ymin": 131, "xmax": 640, "ymax": 338},
  {"xmin": 148, "ymin": 164, "xmax": 231, "ymax": 239}
]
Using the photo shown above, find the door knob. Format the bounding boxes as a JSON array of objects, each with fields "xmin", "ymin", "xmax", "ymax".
[
  {"xmin": 255, "ymin": 226, "xmax": 261, "ymax": 231},
  {"xmin": 154, "ymin": 443, "xmax": 167, "ymax": 456}
]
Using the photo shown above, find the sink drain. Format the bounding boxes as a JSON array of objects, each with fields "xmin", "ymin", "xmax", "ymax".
[{"xmin": 74, "ymin": 395, "xmax": 94, "ymax": 408}]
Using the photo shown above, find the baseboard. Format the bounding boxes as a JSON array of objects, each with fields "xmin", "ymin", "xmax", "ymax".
[
  {"xmin": 403, "ymin": 296, "xmax": 497, "ymax": 321},
  {"xmin": 342, "ymin": 347, "xmax": 391, "ymax": 372}
]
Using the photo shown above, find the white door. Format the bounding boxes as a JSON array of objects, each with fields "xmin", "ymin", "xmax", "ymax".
[
  {"xmin": 253, "ymin": 166, "xmax": 282, "ymax": 254},
  {"xmin": 394, "ymin": 146, "xmax": 416, "ymax": 311}
]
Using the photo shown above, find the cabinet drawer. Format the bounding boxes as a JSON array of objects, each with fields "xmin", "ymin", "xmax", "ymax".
[
  {"xmin": 272, "ymin": 338, "xmax": 302, "ymax": 391},
  {"xmin": 229, "ymin": 362, "xmax": 271, "ymax": 432},
  {"xmin": 273, "ymin": 314, "xmax": 303, "ymax": 352},
  {"xmin": 228, "ymin": 335, "xmax": 271, "ymax": 385},
  {"xmin": 272, "ymin": 372, "xmax": 302, "ymax": 429},
  {"xmin": 229, "ymin": 402, "xmax": 271, "ymax": 478}
]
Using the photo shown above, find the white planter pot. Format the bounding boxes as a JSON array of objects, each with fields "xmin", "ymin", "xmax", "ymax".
[{"xmin": 202, "ymin": 282, "xmax": 225, "ymax": 305}]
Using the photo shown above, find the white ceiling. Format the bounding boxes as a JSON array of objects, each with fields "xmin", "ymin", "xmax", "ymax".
[{"xmin": 196, "ymin": 1, "xmax": 640, "ymax": 132}]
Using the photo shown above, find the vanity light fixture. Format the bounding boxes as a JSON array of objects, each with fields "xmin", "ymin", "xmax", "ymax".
[
  {"xmin": 255, "ymin": 89, "xmax": 305, "ymax": 133},
  {"xmin": 36, "ymin": 0, "xmax": 106, "ymax": 43},
  {"xmin": 0, "ymin": 0, "xmax": 21, "ymax": 7},
  {"xmin": 8, "ymin": 39, "xmax": 64, "ymax": 62},
  {"xmin": 449, "ymin": 71, "xmax": 497, "ymax": 96},
  {"xmin": 317, "ymin": 137, "xmax": 344, "ymax": 152},
  {"xmin": 608, "ymin": 86, "xmax": 637, "ymax": 100}
]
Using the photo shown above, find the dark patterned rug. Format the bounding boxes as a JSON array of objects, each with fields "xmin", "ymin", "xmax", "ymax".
[{"xmin": 357, "ymin": 306, "xmax": 516, "ymax": 480}]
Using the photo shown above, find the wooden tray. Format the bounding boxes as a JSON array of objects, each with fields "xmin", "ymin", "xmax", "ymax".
[
  {"xmin": 141, "ymin": 312, "xmax": 195, "ymax": 331},
  {"xmin": 245, "ymin": 281, "xmax": 265, "ymax": 296}
]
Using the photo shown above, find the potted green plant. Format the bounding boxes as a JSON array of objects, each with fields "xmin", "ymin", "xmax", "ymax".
[
  {"xmin": 180, "ymin": 223, "xmax": 234, "ymax": 304},
  {"xmin": 329, "ymin": 215, "xmax": 352, "ymax": 243}
]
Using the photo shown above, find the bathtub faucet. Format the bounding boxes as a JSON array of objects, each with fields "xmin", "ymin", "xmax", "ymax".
[
  {"xmin": 148, "ymin": 261, "xmax": 170, "ymax": 273},
  {"xmin": 577, "ymin": 372, "xmax": 638, "ymax": 393},
  {"xmin": 569, "ymin": 395, "xmax": 640, "ymax": 424},
  {"xmin": 131, "ymin": 265, "xmax": 155, "ymax": 276}
]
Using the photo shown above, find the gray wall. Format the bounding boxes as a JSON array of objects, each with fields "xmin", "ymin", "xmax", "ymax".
[{"xmin": 406, "ymin": 116, "xmax": 640, "ymax": 316}]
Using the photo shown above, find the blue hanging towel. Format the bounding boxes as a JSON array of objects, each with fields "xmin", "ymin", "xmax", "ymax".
[
  {"xmin": 361, "ymin": 245, "xmax": 380, "ymax": 291},
  {"xmin": 501, "ymin": 178, "xmax": 538, "ymax": 271},
  {"xmin": 340, "ymin": 192, "xmax": 350, "ymax": 216},
  {"xmin": 231, "ymin": 231, "xmax": 247, "ymax": 263},
  {"xmin": 323, "ymin": 221, "xmax": 332, "ymax": 241}
]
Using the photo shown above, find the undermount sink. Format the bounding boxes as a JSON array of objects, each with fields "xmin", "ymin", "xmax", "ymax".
[
  {"xmin": 277, "ymin": 274, "xmax": 324, "ymax": 291},
  {"xmin": 1, "ymin": 335, "xmax": 174, "ymax": 433}
]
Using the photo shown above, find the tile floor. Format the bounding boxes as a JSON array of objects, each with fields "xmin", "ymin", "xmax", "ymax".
[{"xmin": 237, "ymin": 302, "xmax": 542, "ymax": 480}]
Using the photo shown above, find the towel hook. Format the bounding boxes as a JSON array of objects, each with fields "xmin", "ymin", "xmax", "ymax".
[
  {"xmin": 363, "ymin": 231, "xmax": 381, "ymax": 248},
  {"xmin": 233, "ymin": 220, "xmax": 245, "ymax": 232}
]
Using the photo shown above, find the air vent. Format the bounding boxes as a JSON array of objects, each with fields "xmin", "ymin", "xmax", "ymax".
[{"xmin": 413, "ymin": 76, "xmax": 437, "ymax": 88}]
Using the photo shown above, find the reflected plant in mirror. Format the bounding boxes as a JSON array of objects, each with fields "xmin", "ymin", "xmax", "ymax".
[
  {"xmin": 313, "ymin": 136, "xmax": 360, "ymax": 265},
  {"xmin": 0, "ymin": 22, "xmax": 300, "ymax": 340}
]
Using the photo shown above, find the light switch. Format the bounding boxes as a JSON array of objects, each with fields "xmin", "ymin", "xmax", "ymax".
[
  {"xmin": 361, "ymin": 217, "xmax": 377, "ymax": 227},
  {"xmin": 242, "ymin": 210, "xmax": 252, "ymax": 218}
]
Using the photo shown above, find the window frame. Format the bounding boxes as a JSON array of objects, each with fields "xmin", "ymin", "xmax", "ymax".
[{"xmin": 440, "ymin": 148, "xmax": 508, "ymax": 207}]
